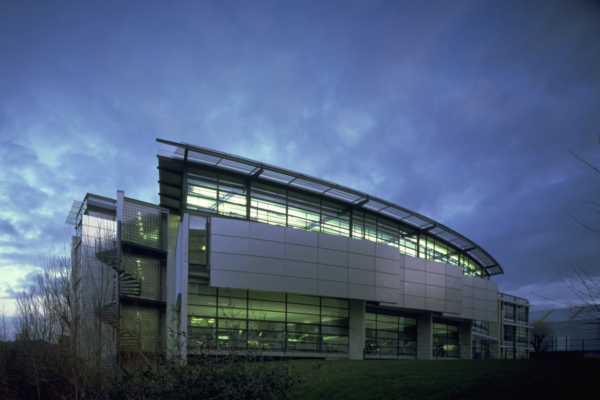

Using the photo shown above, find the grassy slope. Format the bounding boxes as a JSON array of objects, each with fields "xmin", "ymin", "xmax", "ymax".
[{"xmin": 291, "ymin": 359, "xmax": 600, "ymax": 400}]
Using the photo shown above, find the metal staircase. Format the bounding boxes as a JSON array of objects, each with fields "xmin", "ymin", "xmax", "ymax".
[
  {"xmin": 95, "ymin": 239, "xmax": 143, "ymax": 298},
  {"xmin": 94, "ymin": 235, "xmax": 143, "ymax": 353}
]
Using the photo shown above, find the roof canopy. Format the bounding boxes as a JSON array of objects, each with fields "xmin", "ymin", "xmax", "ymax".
[{"xmin": 157, "ymin": 138, "xmax": 503, "ymax": 276}]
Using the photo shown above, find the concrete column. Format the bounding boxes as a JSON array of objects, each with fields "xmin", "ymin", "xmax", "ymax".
[
  {"xmin": 166, "ymin": 213, "xmax": 181, "ymax": 357},
  {"xmin": 490, "ymin": 341, "xmax": 500, "ymax": 359},
  {"xmin": 417, "ymin": 313, "xmax": 432, "ymax": 359},
  {"xmin": 459, "ymin": 321, "xmax": 472, "ymax": 359},
  {"xmin": 116, "ymin": 190, "xmax": 124, "ymax": 223},
  {"xmin": 348, "ymin": 300, "xmax": 365, "ymax": 360}
]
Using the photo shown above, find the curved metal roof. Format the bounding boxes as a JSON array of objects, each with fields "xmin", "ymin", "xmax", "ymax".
[{"xmin": 157, "ymin": 139, "xmax": 503, "ymax": 276}]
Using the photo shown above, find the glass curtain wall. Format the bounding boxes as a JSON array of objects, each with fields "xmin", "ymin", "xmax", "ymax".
[
  {"xmin": 185, "ymin": 168, "xmax": 487, "ymax": 278},
  {"xmin": 365, "ymin": 310, "xmax": 417, "ymax": 357},
  {"xmin": 472, "ymin": 338, "xmax": 490, "ymax": 359},
  {"xmin": 432, "ymin": 320, "xmax": 460, "ymax": 358},
  {"xmin": 187, "ymin": 284, "xmax": 350, "ymax": 353}
]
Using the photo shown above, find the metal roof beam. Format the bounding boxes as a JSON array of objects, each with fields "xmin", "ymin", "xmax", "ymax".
[
  {"xmin": 159, "ymin": 193, "xmax": 181, "ymax": 202},
  {"xmin": 157, "ymin": 166, "xmax": 184, "ymax": 177},
  {"xmin": 158, "ymin": 181, "xmax": 181, "ymax": 190}
]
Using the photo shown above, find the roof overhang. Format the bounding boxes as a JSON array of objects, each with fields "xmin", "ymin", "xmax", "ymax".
[{"xmin": 156, "ymin": 138, "xmax": 504, "ymax": 276}]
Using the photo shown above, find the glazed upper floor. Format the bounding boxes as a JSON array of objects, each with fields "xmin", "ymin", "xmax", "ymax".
[{"xmin": 157, "ymin": 139, "xmax": 503, "ymax": 279}]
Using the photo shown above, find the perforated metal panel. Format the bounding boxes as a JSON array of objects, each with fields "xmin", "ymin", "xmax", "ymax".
[
  {"xmin": 122, "ymin": 200, "xmax": 165, "ymax": 250},
  {"xmin": 123, "ymin": 255, "xmax": 161, "ymax": 301}
]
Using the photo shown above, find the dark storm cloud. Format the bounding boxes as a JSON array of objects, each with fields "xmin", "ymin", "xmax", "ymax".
[{"xmin": 0, "ymin": 0, "xmax": 599, "ymax": 313}]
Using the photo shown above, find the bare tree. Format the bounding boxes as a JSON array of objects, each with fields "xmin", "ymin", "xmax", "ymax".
[{"xmin": 530, "ymin": 319, "xmax": 554, "ymax": 352}]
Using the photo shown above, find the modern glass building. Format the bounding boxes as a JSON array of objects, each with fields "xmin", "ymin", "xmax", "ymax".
[{"xmin": 66, "ymin": 139, "xmax": 530, "ymax": 363}]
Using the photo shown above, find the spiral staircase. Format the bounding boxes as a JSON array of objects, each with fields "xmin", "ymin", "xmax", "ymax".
[{"xmin": 94, "ymin": 239, "xmax": 143, "ymax": 351}]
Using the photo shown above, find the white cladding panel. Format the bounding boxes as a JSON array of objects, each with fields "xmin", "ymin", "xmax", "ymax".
[{"xmin": 208, "ymin": 217, "xmax": 498, "ymax": 320}]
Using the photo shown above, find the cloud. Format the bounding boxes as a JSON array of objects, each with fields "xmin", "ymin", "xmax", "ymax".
[{"xmin": 0, "ymin": 0, "xmax": 599, "ymax": 311}]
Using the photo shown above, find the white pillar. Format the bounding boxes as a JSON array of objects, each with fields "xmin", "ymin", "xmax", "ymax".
[
  {"xmin": 348, "ymin": 300, "xmax": 365, "ymax": 360},
  {"xmin": 459, "ymin": 321, "xmax": 472, "ymax": 359},
  {"xmin": 417, "ymin": 313, "xmax": 432, "ymax": 359}
]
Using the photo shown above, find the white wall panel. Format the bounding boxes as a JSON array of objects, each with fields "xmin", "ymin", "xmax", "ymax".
[
  {"xmin": 375, "ymin": 243, "xmax": 400, "ymax": 260},
  {"xmin": 474, "ymin": 299, "xmax": 487, "ymax": 310},
  {"xmin": 375, "ymin": 287, "xmax": 399, "ymax": 303},
  {"xmin": 285, "ymin": 260, "xmax": 318, "ymax": 279},
  {"xmin": 486, "ymin": 300, "xmax": 497, "ymax": 312},
  {"xmin": 318, "ymin": 264, "xmax": 348, "ymax": 282},
  {"xmin": 425, "ymin": 272, "xmax": 445, "ymax": 287},
  {"xmin": 249, "ymin": 223, "xmax": 285, "ymax": 242},
  {"xmin": 211, "ymin": 235, "xmax": 249, "ymax": 255},
  {"xmin": 486, "ymin": 280, "xmax": 498, "ymax": 292},
  {"xmin": 463, "ymin": 297, "xmax": 474, "ymax": 308},
  {"xmin": 247, "ymin": 273, "xmax": 285, "ymax": 292},
  {"xmin": 376, "ymin": 272, "xmax": 399, "ymax": 289},
  {"xmin": 319, "ymin": 233, "xmax": 349, "ymax": 252},
  {"xmin": 474, "ymin": 309, "xmax": 486, "ymax": 321},
  {"xmin": 445, "ymin": 264, "xmax": 463, "ymax": 277},
  {"xmin": 348, "ymin": 237, "xmax": 375, "ymax": 256},
  {"xmin": 425, "ymin": 260, "xmax": 445, "ymax": 274},
  {"xmin": 462, "ymin": 276, "xmax": 474, "ymax": 287},
  {"xmin": 348, "ymin": 283, "xmax": 375, "ymax": 301},
  {"xmin": 348, "ymin": 253, "xmax": 375, "ymax": 271},
  {"xmin": 318, "ymin": 248, "xmax": 348, "ymax": 267},
  {"xmin": 426, "ymin": 286, "xmax": 445, "ymax": 300},
  {"xmin": 248, "ymin": 256, "xmax": 285, "ymax": 275},
  {"xmin": 463, "ymin": 286, "xmax": 474, "ymax": 297},
  {"xmin": 211, "ymin": 253, "xmax": 250, "ymax": 271},
  {"xmin": 404, "ymin": 282, "xmax": 426, "ymax": 297},
  {"xmin": 318, "ymin": 280, "xmax": 348, "ymax": 298},
  {"xmin": 473, "ymin": 278, "xmax": 487, "ymax": 289},
  {"xmin": 286, "ymin": 227, "xmax": 318, "ymax": 247},
  {"xmin": 404, "ymin": 295, "xmax": 426, "ymax": 310},
  {"xmin": 445, "ymin": 276, "xmax": 462, "ymax": 290},
  {"xmin": 474, "ymin": 288, "xmax": 486, "ymax": 300},
  {"xmin": 348, "ymin": 268, "xmax": 375, "ymax": 286},
  {"xmin": 445, "ymin": 301, "xmax": 462, "ymax": 314},
  {"xmin": 375, "ymin": 257, "xmax": 398, "ymax": 274},
  {"xmin": 285, "ymin": 244, "xmax": 318, "ymax": 263},
  {"xmin": 425, "ymin": 298, "xmax": 445, "ymax": 312},
  {"xmin": 404, "ymin": 257, "xmax": 426, "ymax": 271},
  {"xmin": 212, "ymin": 218, "xmax": 249, "ymax": 237},
  {"xmin": 205, "ymin": 218, "xmax": 505, "ymax": 323},
  {"xmin": 404, "ymin": 269, "xmax": 426, "ymax": 284},
  {"xmin": 249, "ymin": 239, "xmax": 285, "ymax": 258},
  {"xmin": 446, "ymin": 288, "xmax": 462, "ymax": 302},
  {"xmin": 285, "ymin": 276, "xmax": 318, "ymax": 295}
]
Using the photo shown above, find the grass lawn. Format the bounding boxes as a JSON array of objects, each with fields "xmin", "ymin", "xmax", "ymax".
[{"xmin": 291, "ymin": 359, "xmax": 600, "ymax": 400}]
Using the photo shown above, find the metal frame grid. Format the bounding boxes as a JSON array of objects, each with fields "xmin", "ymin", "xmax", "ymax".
[
  {"xmin": 365, "ymin": 309, "xmax": 417, "ymax": 358},
  {"xmin": 157, "ymin": 139, "xmax": 503, "ymax": 276},
  {"xmin": 187, "ymin": 285, "xmax": 350, "ymax": 354},
  {"xmin": 122, "ymin": 200, "xmax": 166, "ymax": 251},
  {"xmin": 123, "ymin": 255, "xmax": 161, "ymax": 301}
]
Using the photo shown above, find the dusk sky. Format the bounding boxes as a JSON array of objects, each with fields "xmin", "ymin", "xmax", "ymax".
[{"xmin": 1, "ymin": 0, "xmax": 600, "ymax": 327}]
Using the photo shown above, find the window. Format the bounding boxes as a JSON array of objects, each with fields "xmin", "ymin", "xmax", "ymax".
[
  {"xmin": 432, "ymin": 320, "xmax": 459, "ymax": 358},
  {"xmin": 189, "ymin": 216, "xmax": 207, "ymax": 266},
  {"xmin": 365, "ymin": 309, "xmax": 417, "ymax": 357},
  {"xmin": 185, "ymin": 166, "xmax": 488, "ymax": 278},
  {"xmin": 187, "ymin": 285, "xmax": 349, "ymax": 353}
]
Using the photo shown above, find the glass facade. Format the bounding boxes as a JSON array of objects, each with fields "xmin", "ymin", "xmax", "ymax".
[
  {"xmin": 186, "ymin": 168, "xmax": 487, "ymax": 278},
  {"xmin": 365, "ymin": 309, "xmax": 417, "ymax": 357},
  {"xmin": 122, "ymin": 199, "xmax": 167, "ymax": 250},
  {"xmin": 472, "ymin": 338, "xmax": 490, "ymax": 359},
  {"xmin": 433, "ymin": 320, "xmax": 459, "ymax": 358},
  {"xmin": 187, "ymin": 284, "xmax": 350, "ymax": 353},
  {"xmin": 189, "ymin": 216, "xmax": 207, "ymax": 267}
]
